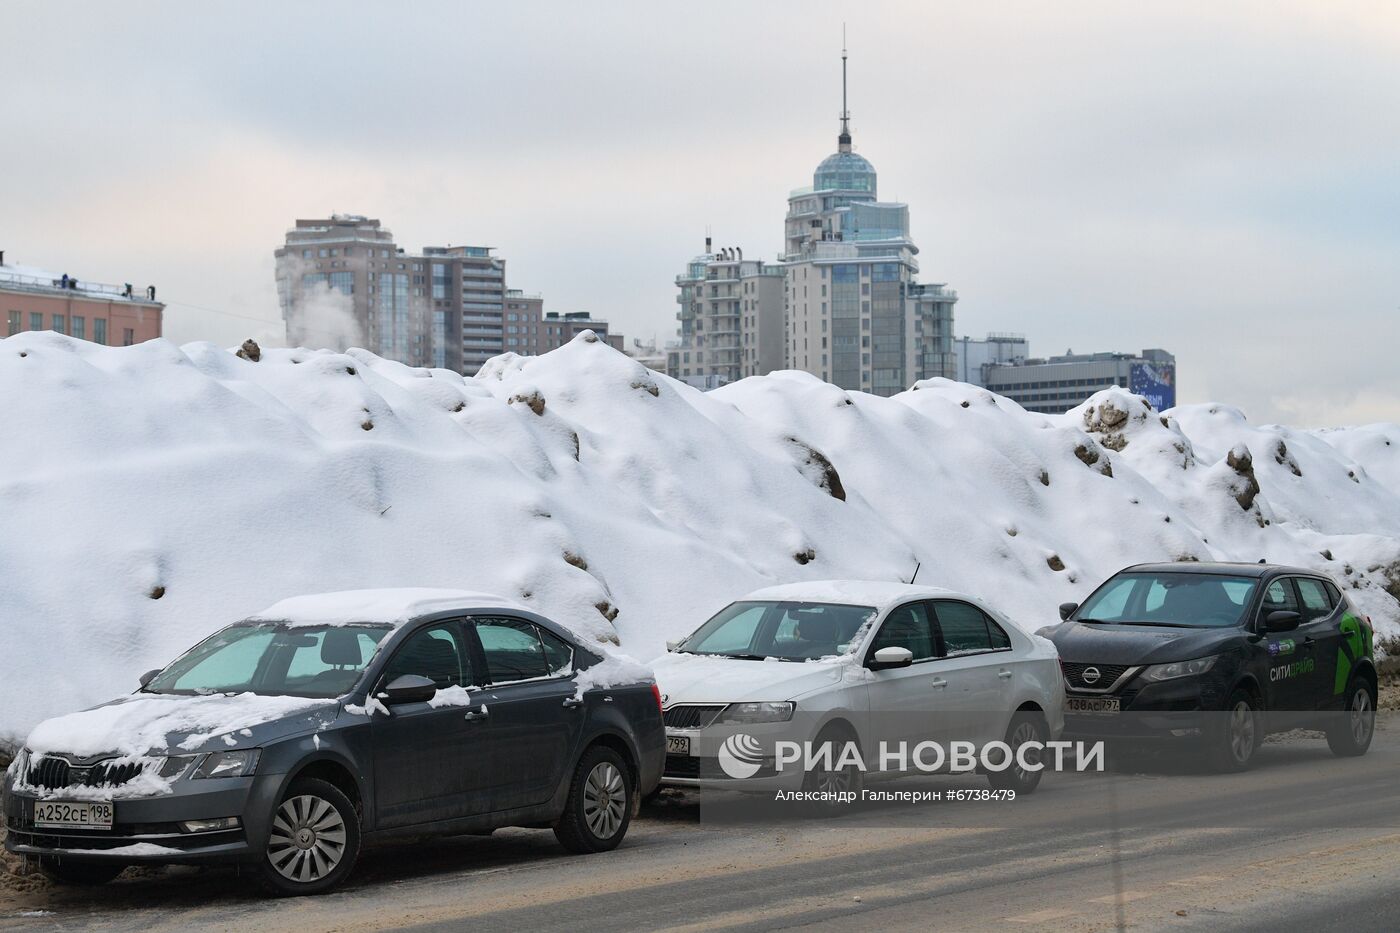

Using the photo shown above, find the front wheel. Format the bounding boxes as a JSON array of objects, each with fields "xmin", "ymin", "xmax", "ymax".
[
  {"xmin": 1326, "ymin": 677, "xmax": 1376, "ymax": 758},
  {"xmin": 554, "ymin": 745, "xmax": 633, "ymax": 854},
  {"xmin": 1207, "ymin": 689, "xmax": 1259, "ymax": 772},
  {"xmin": 38, "ymin": 858, "xmax": 126, "ymax": 886},
  {"xmin": 258, "ymin": 777, "xmax": 361, "ymax": 896},
  {"xmin": 987, "ymin": 711, "xmax": 1049, "ymax": 794}
]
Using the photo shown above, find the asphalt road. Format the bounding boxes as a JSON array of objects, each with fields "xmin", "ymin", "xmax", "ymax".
[{"xmin": 3, "ymin": 724, "xmax": 1398, "ymax": 933}]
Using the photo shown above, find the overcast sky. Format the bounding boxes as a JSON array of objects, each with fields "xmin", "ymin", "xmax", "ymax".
[{"xmin": 3, "ymin": 1, "xmax": 1397, "ymax": 425}]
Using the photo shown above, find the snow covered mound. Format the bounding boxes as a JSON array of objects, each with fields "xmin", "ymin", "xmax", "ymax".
[{"xmin": 2, "ymin": 331, "xmax": 1398, "ymax": 735}]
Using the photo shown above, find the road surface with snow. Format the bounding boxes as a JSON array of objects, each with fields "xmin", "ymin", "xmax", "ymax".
[{"xmin": 3, "ymin": 725, "xmax": 1398, "ymax": 932}]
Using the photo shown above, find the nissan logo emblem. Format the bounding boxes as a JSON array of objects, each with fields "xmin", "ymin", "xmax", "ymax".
[{"xmin": 1081, "ymin": 666, "xmax": 1102, "ymax": 685}]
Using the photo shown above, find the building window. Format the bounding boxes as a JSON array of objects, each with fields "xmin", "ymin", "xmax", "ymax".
[
  {"xmin": 29, "ymin": 312, "xmax": 42, "ymax": 332},
  {"xmin": 71, "ymin": 315, "xmax": 85, "ymax": 340},
  {"xmin": 94, "ymin": 318, "xmax": 107, "ymax": 345},
  {"xmin": 6, "ymin": 311, "xmax": 18, "ymax": 336},
  {"xmin": 123, "ymin": 328, "xmax": 135, "ymax": 347}
]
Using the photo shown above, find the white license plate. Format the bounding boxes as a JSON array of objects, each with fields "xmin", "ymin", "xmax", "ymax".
[
  {"xmin": 33, "ymin": 800, "xmax": 113, "ymax": 830},
  {"xmin": 666, "ymin": 735, "xmax": 690, "ymax": 755},
  {"xmin": 1067, "ymin": 696, "xmax": 1121, "ymax": 715}
]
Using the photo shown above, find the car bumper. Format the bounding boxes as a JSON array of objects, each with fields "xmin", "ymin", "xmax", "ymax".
[
  {"xmin": 1061, "ymin": 677, "xmax": 1212, "ymax": 740},
  {"xmin": 4, "ymin": 773, "xmax": 281, "ymax": 865}
]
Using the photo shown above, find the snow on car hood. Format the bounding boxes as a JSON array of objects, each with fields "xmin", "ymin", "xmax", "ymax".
[
  {"xmin": 24, "ymin": 692, "xmax": 337, "ymax": 758},
  {"xmin": 651, "ymin": 652, "xmax": 850, "ymax": 705}
]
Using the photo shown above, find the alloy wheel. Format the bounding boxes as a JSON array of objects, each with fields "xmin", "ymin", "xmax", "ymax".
[
  {"xmin": 267, "ymin": 794, "xmax": 348, "ymax": 884},
  {"xmin": 583, "ymin": 761, "xmax": 626, "ymax": 840},
  {"xmin": 1009, "ymin": 720, "xmax": 1041, "ymax": 782},
  {"xmin": 1229, "ymin": 699, "xmax": 1256, "ymax": 763},
  {"xmin": 1351, "ymin": 688, "xmax": 1375, "ymax": 746}
]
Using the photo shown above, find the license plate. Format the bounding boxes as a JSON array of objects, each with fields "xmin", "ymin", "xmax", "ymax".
[
  {"xmin": 33, "ymin": 800, "xmax": 113, "ymax": 830},
  {"xmin": 666, "ymin": 735, "xmax": 690, "ymax": 755},
  {"xmin": 1067, "ymin": 696, "xmax": 1121, "ymax": 715}
]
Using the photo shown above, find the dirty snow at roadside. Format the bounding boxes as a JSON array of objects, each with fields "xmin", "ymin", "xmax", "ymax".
[{"xmin": 1, "ymin": 330, "xmax": 1398, "ymax": 734}]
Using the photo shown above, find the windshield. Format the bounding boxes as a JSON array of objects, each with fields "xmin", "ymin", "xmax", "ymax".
[
  {"xmin": 144, "ymin": 623, "xmax": 393, "ymax": 698},
  {"xmin": 1075, "ymin": 572, "xmax": 1259, "ymax": 628},
  {"xmin": 680, "ymin": 601, "xmax": 877, "ymax": 660}
]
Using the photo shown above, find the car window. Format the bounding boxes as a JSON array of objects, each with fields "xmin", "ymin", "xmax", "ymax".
[
  {"xmin": 1323, "ymin": 581, "xmax": 1343, "ymax": 606},
  {"xmin": 1085, "ymin": 576, "xmax": 1135, "ymax": 618},
  {"xmin": 1259, "ymin": 579, "xmax": 1300, "ymax": 623},
  {"xmin": 1295, "ymin": 579, "xmax": 1334, "ymax": 624},
  {"xmin": 475, "ymin": 618, "xmax": 552, "ymax": 683},
  {"xmin": 538, "ymin": 627, "xmax": 575, "ymax": 676},
  {"xmin": 692, "ymin": 604, "xmax": 766, "ymax": 654},
  {"xmin": 868, "ymin": 602, "xmax": 936, "ymax": 661},
  {"xmin": 986, "ymin": 615, "xmax": 1012, "ymax": 649},
  {"xmin": 381, "ymin": 625, "xmax": 466, "ymax": 690},
  {"xmin": 933, "ymin": 601, "xmax": 995, "ymax": 655},
  {"xmin": 285, "ymin": 630, "xmax": 383, "ymax": 695},
  {"xmin": 170, "ymin": 629, "xmax": 275, "ymax": 693}
]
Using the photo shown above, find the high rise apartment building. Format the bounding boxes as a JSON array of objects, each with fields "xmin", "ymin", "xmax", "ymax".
[
  {"xmin": 278, "ymin": 217, "xmax": 624, "ymax": 373},
  {"xmin": 667, "ymin": 47, "xmax": 959, "ymax": 396}
]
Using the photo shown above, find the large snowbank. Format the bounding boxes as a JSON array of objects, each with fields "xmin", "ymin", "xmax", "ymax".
[{"xmin": 2, "ymin": 330, "xmax": 1398, "ymax": 735}]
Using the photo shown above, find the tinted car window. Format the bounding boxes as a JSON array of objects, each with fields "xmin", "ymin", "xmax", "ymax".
[
  {"xmin": 1259, "ymin": 579, "xmax": 1300, "ymax": 623},
  {"xmin": 869, "ymin": 602, "xmax": 936, "ymax": 661},
  {"xmin": 539, "ymin": 627, "xmax": 575, "ymax": 676},
  {"xmin": 934, "ymin": 601, "xmax": 994, "ymax": 654},
  {"xmin": 1295, "ymin": 579, "xmax": 1334, "ymax": 623},
  {"xmin": 382, "ymin": 625, "xmax": 466, "ymax": 690},
  {"xmin": 987, "ymin": 616, "xmax": 1012, "ymax": 649},
  {"xmin": 476, "ymin": 618, "xmax": 551, "ymax": 682},
  {"xmin": 683, "ymin": 601, "xmax": 876, "ymax": 661},
  {"xmin": 148, "ymin": 624, "xmax": 391, "ymax": 698},
  {"xmin": 1077, "ymin": 572, "xmax": 1258, "ymax": 628}
]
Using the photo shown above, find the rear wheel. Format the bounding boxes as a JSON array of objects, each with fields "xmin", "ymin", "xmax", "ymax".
[
  {"xmin": 258, "ymin": 777, "xmax": 361, "ymax": 896},
  {"xmin": 987, "ymin": 711, "xmax": 1049, "ymax": 794},
  {"xmin": 554, "ymin": 745, "xmax": 633, "ymax": 854},
  {"xmin": 1326, "ymin": 676, "xmax": 1376, "ymax": 758},
  {"xmin": 38, "ymin": 858, "xmax": 126, "ymax": 886},
  {"xmin": 1207, "ymin": 689, "xmax": 1259, "ymax": 772}
]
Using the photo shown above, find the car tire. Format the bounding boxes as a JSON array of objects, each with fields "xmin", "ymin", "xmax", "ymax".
[
  {"xmin": 257, "ymin": 777, "xmax": 361, "ymax": 897},
  {"xmin": 38, "ymin": 858, "xmax": 126, "ymax": 886},
  {"xmin": 1326, "ymin": 676, "xmax": 1376, "ymax": 758},
  {"xmin": 554, "ymin": 745, "xmax": 633, "ymax": 854},
  {"xmin": 800, "ymin": 723, "xmax": 863, "ymax": 807},
  {"xmin": 987, "ymin": 710, "xmax": 1049, "ymax": 794},
  {"xmin": 1208, "ymin": 689, "xmax": 1260, "ymax": 773}
]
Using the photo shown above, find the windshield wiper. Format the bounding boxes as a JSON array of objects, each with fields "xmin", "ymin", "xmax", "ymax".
[
  {"xmin": 1075, "ymin": 617, "xmax": 1113, "ymax": 624},
  {"xmin": 1112, "ymin": 620, "xmax": 1198, "ymax": 628}
]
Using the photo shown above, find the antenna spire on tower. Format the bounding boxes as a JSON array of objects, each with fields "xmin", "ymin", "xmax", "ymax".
[{"xmin": 839, "ymin": 25, "xmax": 851, "ymax": 150}]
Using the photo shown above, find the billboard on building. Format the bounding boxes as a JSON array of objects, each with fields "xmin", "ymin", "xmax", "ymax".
[{"xmin": 1131, "ymin": 362, "xmax": 1176, "ymax": 411}]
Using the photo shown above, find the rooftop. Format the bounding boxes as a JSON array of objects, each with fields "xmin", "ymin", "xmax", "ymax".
[
  {"xmin": 741, "ymin": 579, "xmax": 964, "ymax": 614},
  {"xmin": 0, "ymin": 263, "xmax": 161, "ymax": 305},
  {"xmin": 246, "ymin": 588, "xmax": 528, "ymax": 627}
]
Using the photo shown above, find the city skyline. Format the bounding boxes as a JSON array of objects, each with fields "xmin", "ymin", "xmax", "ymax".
[{"xmin": 2, "ymin": 1, "xmax": 1397, "ymax": 425}]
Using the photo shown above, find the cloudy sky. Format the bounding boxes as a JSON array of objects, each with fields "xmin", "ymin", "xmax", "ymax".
[{"xmin": 3, "ymin": 1, "xmax": 1397, "ymax": 425}]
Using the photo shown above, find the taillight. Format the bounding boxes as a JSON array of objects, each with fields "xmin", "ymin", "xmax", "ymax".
[{"xmin": 650, "ymin": 682, "xmax": 664, "ymax": 717}]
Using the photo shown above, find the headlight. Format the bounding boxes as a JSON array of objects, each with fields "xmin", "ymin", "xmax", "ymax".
[
  {"xmin": 158, "ymin": 754, "xmax": 198, "ymax": 779},
  {"xmin": 1142, "ymin": 656, "xmax": 1218, "ymax": 682},
  {"xmin": 190, "ymin": 749, "xmax": 261, "ymax": 779},
  {"xmin": 8, "ymin": 747, "xmax": 30, "ymax": 780},
  {"xmin": 717, "ymin": 702, "xmax": 795, "ymax": 724}
]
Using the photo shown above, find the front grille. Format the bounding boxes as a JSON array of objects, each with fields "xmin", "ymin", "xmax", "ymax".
[
  {"xmin": 663, "ymin": 704, "xmax": 727, "ymax": 730},
  {"xmin": 664, "ymin": 754, "xmax": 701, "ymax": 779},
  {"xmin": 26, "ymin": 756, "xmax": 145, "ymax": 790},
  {"xmin": 1062, "ymin": 663, "xmax": 1132, "ymax": 692}
]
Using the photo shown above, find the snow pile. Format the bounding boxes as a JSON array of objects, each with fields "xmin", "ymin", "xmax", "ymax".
[{"xmin": 1, "ymin": 330, "xmax": 1398, "ymax": 734}]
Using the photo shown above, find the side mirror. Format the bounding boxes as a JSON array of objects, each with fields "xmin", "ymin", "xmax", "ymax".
[
  {"xmin": 1059, "ymin": 602, "xmax": 1080, "ymax": 622},
  {"xmin": 869, "ymin": 646, "xmax": 914, "ymax": 670},
  {"xmin": 1264, "ymin": 610, "xmax": 1301, "ymax": 633},
  {"xmin": 379, "ymin": 674, "xmax": 437, "ymax": 705},
  {"xmin": 138, "ymin": 669, "xmax": 161, "ymax": 688}
]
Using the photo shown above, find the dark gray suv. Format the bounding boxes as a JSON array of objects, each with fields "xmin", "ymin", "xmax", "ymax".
[{"xmin": 3, "ymin": 589, "xmax": 664, "ymax": 895}]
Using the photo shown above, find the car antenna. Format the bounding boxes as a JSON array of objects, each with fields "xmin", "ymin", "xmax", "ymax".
[{"xmin": 907, "ymin": 562, "xmax": 922, "ymax": 585}]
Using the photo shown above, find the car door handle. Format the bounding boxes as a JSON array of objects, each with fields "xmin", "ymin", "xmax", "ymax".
[
  {"xmin": 562, "ymin": 697, "xmax": 584, "ymax": 709},
  {"xmin": 463, "ymin": 709, "xmax": 489, "ymax": 722},
  {"xmin": 998, "ymin": 670, "xmax": 1014, "ymax": 680},
  {"xmin": 930, "ymin": 678, "xmax": 948, "ymax": 688}
]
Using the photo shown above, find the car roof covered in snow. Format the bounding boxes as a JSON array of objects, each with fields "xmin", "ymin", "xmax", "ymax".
[
  {"xmin": 245, "ymin": 588, "xmax": 529, "ymax": 627},
  {"xmin": 739, "ymin": 580, "xmax": 969, "ymax": 614},
  {"xmin": 1123, "ymin": 562, "xmax": 1315, "ymax": 578}
]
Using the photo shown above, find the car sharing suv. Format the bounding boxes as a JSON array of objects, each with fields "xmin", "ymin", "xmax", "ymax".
[
  {"xmin": 653, "ymin": 581, "xmax": 1065, "ymax": 796},
  {"xmin": 1044, "ymin": 563, "xmax": 1378, "ymax": 771},
  {"xmin": 4, "ymin": 589, "xmax": 664, "ymax": 896}
]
